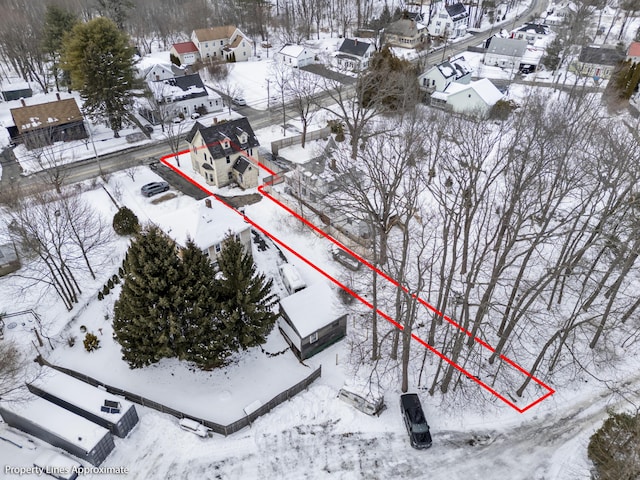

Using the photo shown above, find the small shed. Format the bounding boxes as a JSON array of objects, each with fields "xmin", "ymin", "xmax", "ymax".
[
  {"xmin": 0, "ymin": 395, "xmax": 115, "ymax": 466},
  {"xmin": 278, "ymin": 282, "xmax": 347, "ymax": 360},
  {"xmin": 276, "ymin": 44, "xmax": 315, "ymax": 68},
  {"xmin": 27, "ymin": 367, "xmax": 138, "ymax": 438},
  {"xmin": 1, "ymin": 83, "xmax": 32, "ymax": 102},
  {"xmin": 0, "ymin": 243, "xmax": 20, "ymax": 276}
]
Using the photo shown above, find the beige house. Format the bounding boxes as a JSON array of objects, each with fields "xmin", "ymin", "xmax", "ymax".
[
  {"xmin": 190, "ymin": 25, "xmax": 253, "ymax": 62},
  {"xmin": 156, "ymin": 197, "xmax": 252, "ymax": 262},
  {"xmin": 186, "ymin": 117, "xmax": 260, "ymax": 189},
  {"xmin": 383, "ymin": 18, "xmax": 427, "ymax": 48}
]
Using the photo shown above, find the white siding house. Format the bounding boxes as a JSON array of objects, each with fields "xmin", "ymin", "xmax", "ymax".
[
  {"xmin": 430, "ymin": 78, "xmax": 503, "ymax": 117},
  {"xmin": 190, "ymin": 25, "xmax": 252, "ymax": 62},
  {"xmin": 276, "ymin": 44, "xmax": 315, "ymax": 68}
]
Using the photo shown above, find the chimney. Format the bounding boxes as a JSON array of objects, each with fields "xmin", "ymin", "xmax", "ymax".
[
  {"xmin": 56, "ymin": 92, "xmax": 60, "ymax": 101},
  {"xmin": 205, "ymin": 198, "xmax": 212, "ymax": 208},
  {"xmin": 20, "ymin": 99, "xmax": 26, "ymax": 107},
  {"xmin": 354, "ymin": 38, "xmax": 358, "ymax": 45},
  {"xmin": 213, "ymin": 117, "xmax": 218, "ymax": 125}
]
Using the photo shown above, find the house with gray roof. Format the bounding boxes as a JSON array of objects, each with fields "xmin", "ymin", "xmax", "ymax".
[
  {"xmin": 334, "ymin": 38, "xmax": 375, "ymax": 70},
  {"xmin": 575, "ymin": 45, "xmax": 624, "ymax": 79},
  {"xmin": 419, "ymin": 56, "xmax": 472, "ymax": 92},
  {"xmin": 146, "ymin": 73, "xmax": 222, "ymax": 120},
  {"xmin": 484, "ymin": 37, "xmax": 528, "ymax": 69},
  {"xmin": 186, "ymin": 117, "xmax": 260, "ymax": 189},
  {"xmin": 382, "ymin": 18, "xmax": 426, "ymax": 48},
  {"xmin": 513, "ymin": 23, "xmax": 551, "ymax": 44},
  {"xmin": 427, "ymin": 2, "xmax": 469, "ymax": 39}
]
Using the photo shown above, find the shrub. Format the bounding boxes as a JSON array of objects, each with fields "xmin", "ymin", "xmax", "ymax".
[
  {"xmin": 83, "ymin": 332, "xmax": 101, "ymax": 352},
  {"xmin": 98, "ymin": 291, "xmax": 104, "ymax": 301},
  {"xmin": 489, "ymin": 99, "xmax": 518, "ymax": 121},
  {"xmin": 67, "ymin": 335, "xmax": 76, "ymax": 347},
  {"xmin": 113, "ymin": 206, "xmax": 140, "ymax": 236}
]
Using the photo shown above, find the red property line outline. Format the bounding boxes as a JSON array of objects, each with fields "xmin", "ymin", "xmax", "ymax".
[{"xmin": 159, "ymin": 147, "xmax": 555, "ymax": 413}]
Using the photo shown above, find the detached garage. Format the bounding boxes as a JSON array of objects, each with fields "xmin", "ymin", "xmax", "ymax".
[
  {"xmin": 278, "ymin": 282, "xmax": 347, "ymax": 360},
  {"xmin": 0, "ymin": 395, "xmax": 115, "ymax": 466},
  {"xmin": 27, "ymin": 367, "xmax": 138, "ymax": 438}
]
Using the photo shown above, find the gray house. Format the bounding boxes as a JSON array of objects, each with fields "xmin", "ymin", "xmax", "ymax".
[
  {"xmin": 334, "ymin": 38, "xmax": 375, "ymax": 70},
  {"xmin": 27, "ymin": 367, "xmax": 139, "ymax": 438},
  {"xmin": 0, "ymin": 395, "xmax": 115, "ymax": 466},
  {"xmin": 484, "ymin": 37, "xmax": 528, "ymax": 69},
  {"xmin": 278, "ymin": 282, "xmax": 347, "ymax": 360}
]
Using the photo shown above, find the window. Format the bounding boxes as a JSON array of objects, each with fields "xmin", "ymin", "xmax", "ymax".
[
  {"xmin": 204, "ymin": 153, "xmax": 207, "ymax": 163},
  {"xmin": 309, "ymin": 332, "xmax": 318, "ymax": 343},
  {"xmin": 226, "ymin": 155, "xmax": 230, "ymax": 163},
  {"xmin": 215, "ymin": 243, "xmax": 221, "ymax": 253},
  {"xmin": 220, "ymin": 40, "xmax": 223, "ymax": 45},
  {"xmin": 228, "ymin": 172, "xmax": 233, "ymax": 180}
]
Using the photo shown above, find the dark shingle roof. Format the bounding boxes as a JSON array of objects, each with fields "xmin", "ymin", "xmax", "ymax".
[
  {"xmin": 445, "ymin": 3, "xmax": 468, "ymax": 19},
  {"xmin": 166, "ymin": 73, "xmax": 205, "ymax": 93},
  {"xmin": 186, "ymin": 117, "xmax": 260, "ymax": 160},
  {"xmin": 516, "ymin": 23, "xmax": 549, "ymax": 35},
  {"xmin": 338, "ymin": 39, "xmax": 372, "ymax": 58},
  {"xmin": 579, "ymin": 46, "xmax": 625, "ymax": 66},
  {"xmin": 233, "ymin": 156, "xmax": 251, "ymax": 173},
  {"xmin": 10, "ymin": 98, "xmax": 83, "ymax": 134}
]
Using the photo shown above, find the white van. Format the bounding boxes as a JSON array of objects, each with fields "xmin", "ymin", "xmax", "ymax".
[
  {"xmin": 33, "ymin": 450, "xmax": 80, "ymax": 480},
  {"xmin": 279, "ymin": 264, "xmax": 307, "ymax": 295},
  {"xmin": 337, "ymin": 386, "xmax": 385, "ymax": 416}
]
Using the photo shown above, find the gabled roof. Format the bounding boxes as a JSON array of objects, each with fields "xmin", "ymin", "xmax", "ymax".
[
  {"xmin": 233, "ymin": 156, "xmax": 251, "ymax": 174},
  {"xmin": 436, "ymin": 57, "xmax": 472, "ymax": 79},
  {"xmin": 628, "ymin": 41, "xmax": 640, "ymax": 58},
  {"xmin": 186, "ymin": 117, "xmax": 260, "ymax": 160},
  {"xmin": 337, "ymin": 38, "xmax": 373, "ymax": 57},
  {"xmin": 445, "ymin": 3, "xmax": 468, "ymax": 19},
  {"xmin": 486, "ymin": 37, "xmax": 528, "ymax": 57},
  {"xmin": 172, "ymin": 41, "xmax": 198, "ymax": 54},
  {"xmin": 278, "ymin": 44, "xmax": 309, "ymax": 58},
  {"xmin": 385, "ymin": 18, "xmax": 424, "ymax": 37},
  {"xmin": 10, "ymin": 98, "xmax": 83, "ymax": 134},
  {"xmin": 516, "ymin": 23, "xmax": 549, "ymax": 35},
  {"xmin": 579, "ymin": 46, "xmax": 624, "ymax": 65},
  {"xmin": 193, "ymin": 25, "xmax": 237, "ymax": 42},
  {"xmin": 437, "ymin": 78, "xmax": 503, "ymax": 106},
  {"xmin": 156, "ymin": 197, "xmax": 249, "ymax": 250},
  {"xmin": 149, "ymin": 73, "xmax": 207, "ymax": 101}
]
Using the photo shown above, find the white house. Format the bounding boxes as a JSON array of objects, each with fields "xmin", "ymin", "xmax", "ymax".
[
  {"xmin": 169, "ymin": 41, "xmax": 200, "ymax": 66},
  {"xmin": 276, "ymin": 44, "xmax": 315, "ymax": 68},
  {"xmin": 428, "ymin": 2, "xmax": 469, "ymax": 39},
  {"xmin": 430, "ymin": 78, "xmax": 503, "ymax": 117},
  {"xmin": 156, "ymin": 196, "xmax": 252, "ymax": 261},
  {"xmin": 512, "ymin": 23, "xmax": 551, "ymax": 45},
  {"xmin": 139, "ymin": 63, "xmax": 174, "ymax": 82},
  {"xmin": 484, "ymin": 37, "xmax": 528, "ymax": 69},
  {"xmin": 419, "ymin": 56, "xmax": 472, "ymax": 92},
  {"xmin": 190, "ymin": 25, "xmax": 252, "ymax": 62},
  {"xmin": 334, "ymin": 38, "xmax": 375, "ymax": 70},
  {"xmin": 278, "ymin": 282, "xmax": 347, "ymax": 360},
  {"xmin": 147, "ymin": 73, "xmax": 223, "ymax": 119},
  {"xmin": 186, "ymin": 117, "xmax": 260, "ymax": 189}
]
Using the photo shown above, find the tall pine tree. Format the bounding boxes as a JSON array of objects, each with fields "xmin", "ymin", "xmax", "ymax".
[
  {"xmin": 216, "ymin": 234, "xmax": 278, "ymax": 350},
  {"xmin": 177, "ymin": 238, "xmax": 230, "ymax": 369},
  {"xmin": 113, "ymin": 226, "xmax": 183, "ymax": 368},
  {"xmin": 61, "ymin": 17, "xmax": 135, "ymax": 137}
]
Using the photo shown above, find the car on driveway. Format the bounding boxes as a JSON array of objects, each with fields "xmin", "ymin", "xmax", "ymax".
[
  {"xmin": 141, "ymin": 181, "xmax": 170, "ymax": 197},
  {"xmin": 400, "ymin": 393, "xmax": 432, "ymax": 449},
  {"xmin": 232, "ymin": 96, "xmax": 247, "ymax": 106}
]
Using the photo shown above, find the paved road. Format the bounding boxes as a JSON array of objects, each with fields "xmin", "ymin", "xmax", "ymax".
[{"xmin": 1, "ymin": 0, "xmax": 545, "ymax": 197}]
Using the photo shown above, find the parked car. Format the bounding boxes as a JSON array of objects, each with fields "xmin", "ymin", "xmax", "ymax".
[
  {"xmin": 190, "ymin": 112, "xmax": 201, "ymax": 119},
  {"xmin": 140, "ymin": 181, "xmax": 170, "ymax": 197},
  {"xmin": 400, "ymin": 393, "xmax": 432, "ymax": 449},
  {"xmin": 33, "ymin": 450, "xmax": 81, "ymax": 480},
  {"xmin": 172, "ymin": 116, "xmax": 184, "ymax": 123},
  {"xmin": 329, "ymin": 245, "xmax": 362, "ymax": 271},
  {"xmin": 279, "ymin": 263, "xmax": 306, "ymax": 295},
  {"xmin": 232, "ymin": 96, "xmax": 247, "ymax": 106},
  {"xmin": 179, "ymin": 418, "xmax": 210, "ymax": 438}
]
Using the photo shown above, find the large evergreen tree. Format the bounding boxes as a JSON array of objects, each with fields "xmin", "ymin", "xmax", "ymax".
[
  {"xmin": 42, "ymin": 5, "xmax": 78, "ymax": 92},
  {"xmin": 216, "ymin": 235, "xmax": 278, "ymax": 350},
  {"xmin": 113, "ymin": 226, "xmax": 183, "ymax": 368},
  {"xmin": 177, "ymin": 239, "xmax": 230, "ymax": 369},
  {"xmin": 61, "ymin": 17, "xmax": 135, "ymax": 137},
  {"xmin": 588, "ymin": 411, "xmax": 640, "ymax": 479}
]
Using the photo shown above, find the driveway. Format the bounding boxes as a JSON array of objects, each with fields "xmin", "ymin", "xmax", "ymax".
[{"xmin": 148, "ymin": 160, "xmax": 208, "ymax": 200}]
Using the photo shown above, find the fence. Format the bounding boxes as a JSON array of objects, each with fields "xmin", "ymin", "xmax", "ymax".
[
  {"xmin": 37, "ymin": 356, "xmax": 321, "ymax": 437},
  {"xmin": 271, "ymin": 127, "xmax": 331, "ymax": 156}
]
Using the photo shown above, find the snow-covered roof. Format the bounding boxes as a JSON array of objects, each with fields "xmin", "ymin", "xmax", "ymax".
[
  {"xmin": 486, "ymin": 37, "xmax": 528, "ymax": 57},
  {"xmin": 0, "ymin": 395, "xmax": 110, "ymax": 451},
  {"xmin": 469, "ymin": 78, "xmax": 503, "ymax": 105},
  {"xmin": 30, "ymin": 366, "xmax": 134, "ymax": 421},
  {"xmin": 148, "ymin": 73, "xmax": 207, "ymax": 102},
  {"xmin": 10, "ymin": 98, "xmax": 83, "ymax": 134},
  {"xmin": 278, "ymin": 44, "xmax": 309, "ymax": 58},
  {"xmin": 156, "ymin": 197, "xmax": 250, "ymax": 251},
  {"xmin": 279, "ymin": 282, "xmax": 340, "ymax": 338}
]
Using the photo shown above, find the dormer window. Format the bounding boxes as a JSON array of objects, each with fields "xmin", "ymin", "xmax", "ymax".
[
  {"xmin": 223, "ymin": 140, "xmax": 229, "ymax": 149},
  {"xmin": 239, "ymin": 133, "xmax": 248, "ymax": 144}
]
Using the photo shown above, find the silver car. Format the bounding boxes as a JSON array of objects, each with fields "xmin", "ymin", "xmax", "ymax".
[{"xmin": 140, "ymin": 181, "xmax": 169, "ymax": 197}]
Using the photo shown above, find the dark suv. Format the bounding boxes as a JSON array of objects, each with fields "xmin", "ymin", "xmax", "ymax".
[
  {"xmin": 400, "ymin": 393, "xmax": 432, "ymax": 449},
  {"xmin": 141, "ymin": 181, "xmax": 169, "ymax": 197}
]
